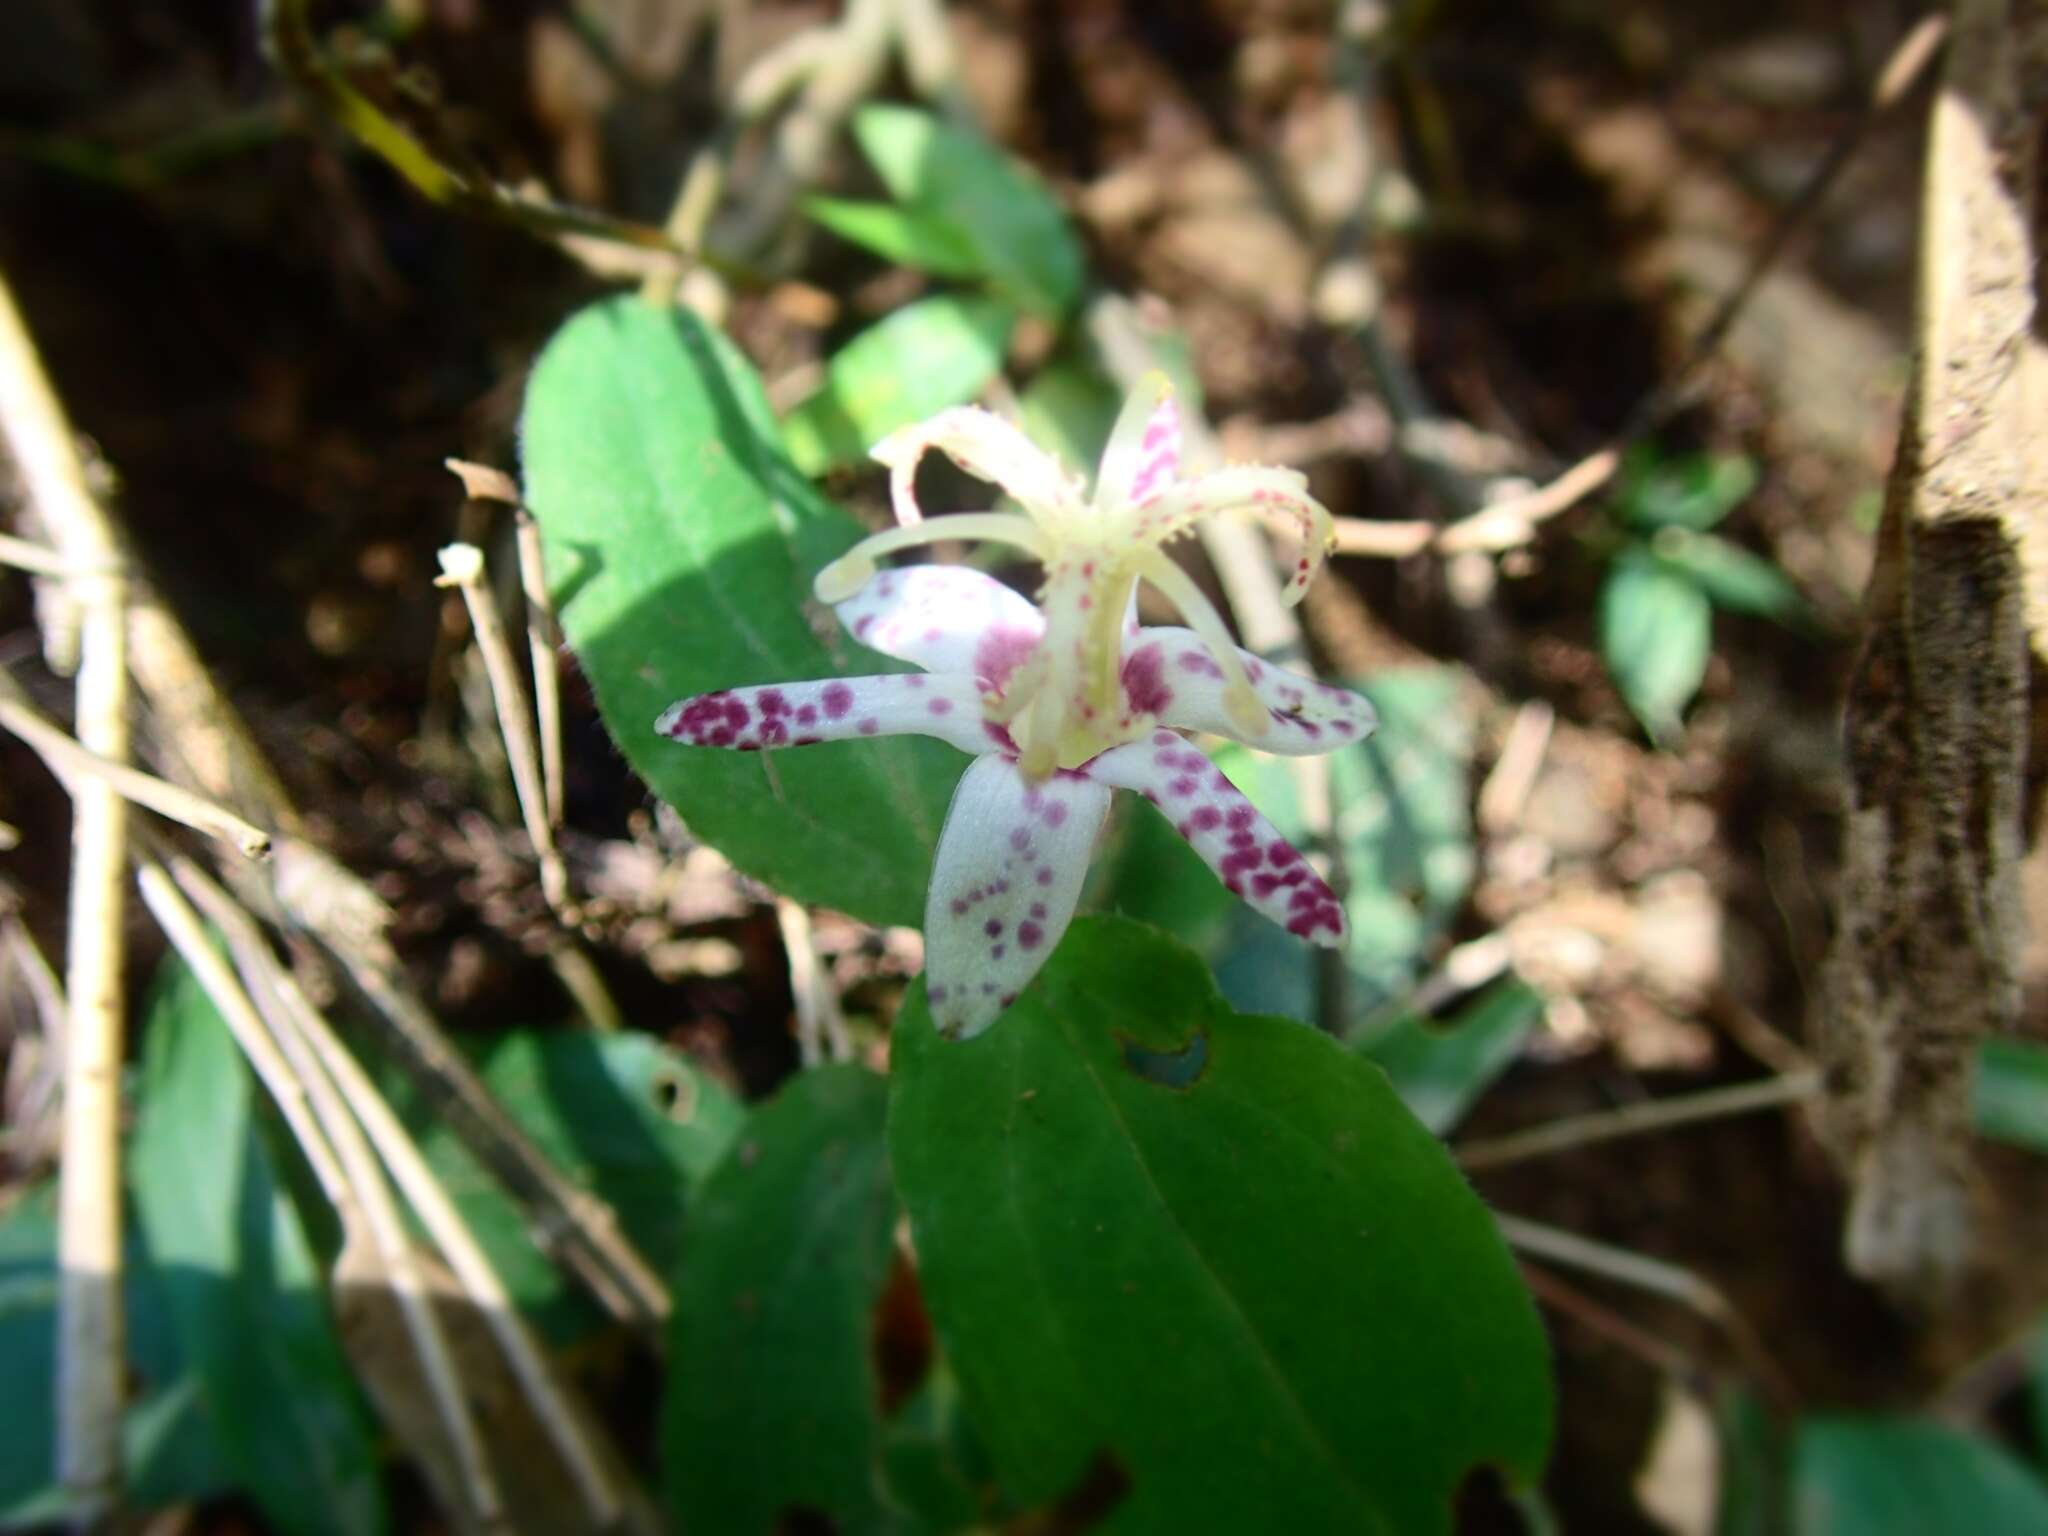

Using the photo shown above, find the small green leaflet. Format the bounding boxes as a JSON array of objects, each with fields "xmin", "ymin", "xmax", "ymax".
[
  {"xmin": 851, "ymin": 105, "xmax": 1084, "ymax": 319},
  {"xmin": 782, "ymin": 293, "xmax": 1015, "ymax": 474}
]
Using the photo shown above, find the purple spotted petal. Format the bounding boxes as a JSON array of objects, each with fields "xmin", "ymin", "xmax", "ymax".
[
  {"xmin": 656, "ymin": 673, "xmax": 990, "ymax": 756},
  {"xmin": 832, "ymin": 563, "xmax": 1045, "ymax": 691},
  {"xmin": 1082, "ymin": 736, "xmax": 1347, "ymax": 945},
  {"xmin": 1096, "ymin": 372, "xmax": 1183, "ymax": 509},
  {"xmin": 923, "ymin": 755, "xmax": 1111, "ymax": 1040},
  {"xmin": 1119, "ymin": 628, "xmax": 1376, "ymax": 754}
]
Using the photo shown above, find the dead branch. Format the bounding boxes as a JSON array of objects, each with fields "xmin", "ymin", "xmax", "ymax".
[
  {"xmin": 1814, "ymin": 0, "xmax": 2048, "ymax": 1302},
  {"xmin": 0, "ymin": 262, "xmax": 131, "ymax": 1521}
]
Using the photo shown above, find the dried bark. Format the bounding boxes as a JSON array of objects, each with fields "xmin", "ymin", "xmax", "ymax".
[{"xmin": 1816, "ymin": 0, "xmax": 2048, "ymax": 1301}]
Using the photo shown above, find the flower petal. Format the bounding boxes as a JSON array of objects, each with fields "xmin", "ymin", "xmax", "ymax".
[
  {"xmin": 835, "ymin": 563, "xmax": 1045, "ymax": 687},
  {"xmin": 923, "ymin": 755, "xmax": 1110, "ymax": 1040},
  {"xmin": 1082, "ymin": 738, "xmax": 1348, "ymax": 946},
  {"xmin": 1120, "ymin": 629, "xmax": 1377, "ymax": 754},
  {"xmin": 656, "ymin": 673, "xmax": 993, "ymax": 757},
  {"xmin": 1129, "ymin": 465, "xmax": 1336, "ymax": 603},
  {"xmin": 1095, "ymin": 372, "xmax": 1182, "ymax": 511},
  {"xmin": 813, "ymin": 512, "xmax": 1048, "ymax": 604},
  {"xmin": 869, "ymin": 405, "xmax": 1081, "ymax": 532}
]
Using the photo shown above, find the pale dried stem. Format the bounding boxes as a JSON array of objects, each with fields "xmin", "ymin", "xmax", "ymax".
[
  {"xmin": 0, "ymin": 682, "xmax": 272, "ymax": 858},
  {"xmin": 436, "ymin": 544, "xmax": 572, "ymax": 919},
  {"xmin": 308, "ymin": 920, "xmax": 672, "ymax": 1334},
  {"xmin": 1517, "ymin": 1262, "xmax": 1697, "ymax": 1381},
  {"xmin": 1, "ymin": 905, "xmax": 67, "ymax": 1165},
  {"xmin": 0, "ymin": 372, "xmax": 660, "ymax": 1345},
  {"xmin": 1495, "ymin": 1213, "xmax": 1794, "ymax": 1402},
  {"xmin": 1321, "ymin": 15, "xmax": 1944, "ymax": 553},
  {"xmin": 1458, "ymin": 1071, "xmax": 1821, "ymax": 1171},
  {"xmin": 0, "ymin": 262, "xmax": 131, "ymax": 1521},
  {"xmin": 0, "ymin": 530, "xmax": 89, "ymax": 578},
  {"xmin": 172, "ymin": 863, "xmax": 505, "ymax": 1529},
  {"xmin": 289, "ymin": 976, "xmax": 630, "ymax": 1527},
  {"xmin": 776, "ymin": 897, "xmax": 849, "ymax": 1065},
  {"xmin": 442, "ymin": 465, "xmax": 567, "ymax": 834},
  {"xmin": 1476, "ymin": 700, "xmax": 1555, "ymax": 838},
  {"xmin": 134, "ymin": 857, "xmax": 353, "ymax": 1210},
  {"xmin": 515, "ymin": 512, "xmax": 566, "ymax": 829}
]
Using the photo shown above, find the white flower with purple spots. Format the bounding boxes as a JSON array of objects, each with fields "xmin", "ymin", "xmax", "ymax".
[{"xmin": 658, "ymin": 375, "xmax": 1375, "ymax": 1039}]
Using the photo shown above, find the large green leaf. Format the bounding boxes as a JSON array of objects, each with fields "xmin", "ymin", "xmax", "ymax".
[
  {"xmin": 782, "ymin": 293, "xmax": 1015, "ymax": 474},
  {"xmin": 889, "ymin": 916, "xmax": 1553, "ymax": 1534},
  {"xmin": 1792, "ymin": 1419, "xmax": 2048, "ymax": 1534},
  {"xmin": 380, "ymin": 1028, "xmax": 743, "ymax": 1341},
  {"xmin": 852, "ymin": 105, "xmax": 1084, "ymax": 319},
  {"xmin": 521, "ymin": 296, "xmax": 965, "ymax": 926},
  {"xmin": 1600, "ymin": 551, "xmax": 1714, "ymax": 743},
  {"xmin": 0, "ymin": 1183, "xmax": 237, "ymax": 1526},
  {"xmin": 662, "ymin": 1065, "xmax": 899, "ymax": 1535},
  {"xmin": 127, "ymin": 955, "xmax": 386, "ymax": 1536}
]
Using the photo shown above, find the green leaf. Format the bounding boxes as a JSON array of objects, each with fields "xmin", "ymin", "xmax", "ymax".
[
  {"xmin": 1649, "ymin": 528, "xmax": 1809, "ymax": 624},
  {"xmin": 882, "ymin": 1363, "xmax": 1003, "ymax": 1532},
  {"xmin": 1973, "ymin": 1036, "xmax": 2048, "ymax": 1154},
  {"xmin": 0, "ymin": 1183, "xmax": 239, "ymax": 1525},
  {"xmin": 127, "ymin": 954, "xmax": 386, "ymax": 1536},
  {"xmin": 1792, "ymin": 1418, "xmax": 2048, "ymax": 1534},
  {"xmin": 1714, "ymin": 1386, "xmax": 1783, "ymax": 1536},
  {"xmin": 852, "ymin": 105, "xmax": 1085, "ymax": 318},
  {"xmin": 380, "ymin": 1028, "xmax": 743, "ymax": 1341},
  {"xmin": 1017, "ymin": 355, "xmax": 1123, "ymax": 481},
  {"xmin": 1359, "ymin": 978, "xmax": 1545, "ymax": 1135},
  {"xmin": 1335, "ymin": 670, "xmax": 1478, "ymax": 1009},
  {"xmin": 1600, "ymin": 551, "xmax": 1714, "ymax": 743},
  {"xmin": 782, "ymin": 293, "xmax": 1016, "ymax": 474},
  {"xmin": 803, "ymin": 195, "xmax": 986, "ymax": 278},
  {"xmin": 1617, "ymin": 446, "xmax": 1759, "ymax": 531},
  {"xmin": 662, "ymin": 1065, "xmax": 899, "ymax": 1535},
  {"xmin": 889, "ymin": 916, "xmax": 1554, "ymax": 1534},
  {"xmin": 2029, "ymin": 1319, "xmax": 2048, "ymax": 1469},
  {"xmin": 521, "ymin": 296, "xmax": 965, "ymax": 927}
]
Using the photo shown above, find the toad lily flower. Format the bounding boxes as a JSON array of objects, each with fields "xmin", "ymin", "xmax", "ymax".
[{"xmin": 658, "ymin": 375, "xmax": 1375, "ymax": 1040}]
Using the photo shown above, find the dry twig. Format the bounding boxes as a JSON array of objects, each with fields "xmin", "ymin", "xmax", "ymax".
[
  {"xmin": 0, "ymin": 262, "xmax": 131, "ymax": 1520},
  {"xmin": 1322, "ymin": 16, "xmax": 1947, "ymax": 559},
  {"xmin": 172, "ymin": 859, "xmax": 631, "ymax": 1527},
  {"xmin": 436, "ymin": 544, "xmax": 572, "ymax": 918},
  {"xmin": 1458, "ymin": 1072, "xmax": 1821, "ymax": 1172},
  {"xmin": 0, "ymin": 679, "xmax": 271, "ymax": 858}
]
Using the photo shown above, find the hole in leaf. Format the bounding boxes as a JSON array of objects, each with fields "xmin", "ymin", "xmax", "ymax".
[
  {"xmin": 648, "ymin": 1064, "xmax": 698, "ymax": 1123},
  {"xmin": 1119, "ymin": 1028, "xmax": 1209, "ymax": 1089}
]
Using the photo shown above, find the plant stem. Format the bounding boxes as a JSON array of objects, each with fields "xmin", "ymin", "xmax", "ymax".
[{"xmin": 0, "ymin": 263, "xmax": 130, "ymax": 1524}]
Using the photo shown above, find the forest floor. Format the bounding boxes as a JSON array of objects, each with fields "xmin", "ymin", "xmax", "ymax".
[{"xmin": 3, "ymin": 2, "xmax": 2047, "ymax": 1532}]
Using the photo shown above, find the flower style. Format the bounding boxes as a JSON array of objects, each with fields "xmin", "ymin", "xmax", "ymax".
[{"xmin": 658, "ymin": 375, "xmax": 1375, "ymax": 1039}]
